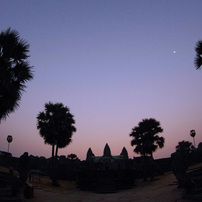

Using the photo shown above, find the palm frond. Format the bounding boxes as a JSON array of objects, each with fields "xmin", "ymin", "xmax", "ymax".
[
  {"xmin": 0, "ymin": 28, "xmax": 33, "ymax": 120},
  {"xmin": 129, "ymin": 118, "xmax": 164, "ymax": 157},
  {"xmin": 195, "ymin": 40, "xmax": 202, "ymax": 70}
]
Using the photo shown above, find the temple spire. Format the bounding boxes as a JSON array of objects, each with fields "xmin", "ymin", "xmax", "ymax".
[
  {"xmin": 86, "ymin": 147, "xmax": 94, "ymax": 160},
  {"xmin": 103, "ymin": 143, "xmax": 111, "ymax": 157},
  {"xmin": 120, "ymin": 147, "xmax": 129, "ymax": 159}
]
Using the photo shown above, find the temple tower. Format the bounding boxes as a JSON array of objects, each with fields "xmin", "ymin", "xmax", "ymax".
[
  {"xmin": 86, "ymin": 147, "xmax": 95, "ymax": 161},
  {"xmin": 103, "ymin": 143, "xmax": 111, "ymax": 157}
]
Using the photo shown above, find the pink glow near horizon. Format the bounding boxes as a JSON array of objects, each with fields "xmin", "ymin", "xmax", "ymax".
[{"xmin": 0, "ymin": 1, "xmax": 202, "ymax": 160}]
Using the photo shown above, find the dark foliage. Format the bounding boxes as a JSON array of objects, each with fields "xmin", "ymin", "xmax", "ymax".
[
  {"xmin": 36, "ymin": 102, "xmax": 76, "ymax": 186},
  {"xmin": 130, "ymin": 118, "xmax": 164, "ymax": 157},
  {"xmin": 176, "ymin": 141, "xmax": 195, "ymax": 153},
  {"xmin": 0, "ymin": 28, "xmax": 33, "ymax": 121}
]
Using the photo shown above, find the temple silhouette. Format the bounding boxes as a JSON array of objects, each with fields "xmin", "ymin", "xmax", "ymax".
[
  {"xmin": 86, "ymin": 143, "xmax": 129, "ymax": 167},
  {"xmin": 77, "ymin": 143, "xmax": 134, "ymax": 193}
]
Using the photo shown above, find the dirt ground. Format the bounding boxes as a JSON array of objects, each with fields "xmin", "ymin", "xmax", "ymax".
[
  {"xmin": 28, "ymin": 164, "xmax": 202, "ymax": 202},
  {"xmin": 29, "ymin": 172, "xmax": 182, "ymax": 202},
  {"xmin": 1, "ymin": 164, "xmax": 200, "ymax": 202}
]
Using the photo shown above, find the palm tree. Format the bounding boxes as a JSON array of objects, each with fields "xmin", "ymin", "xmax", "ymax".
[
  {"xmin": 7, "ymin": 135, "xmax": 13, "ymax": 153},
  {"xmin": 130, "ymin": 118, "xmax": 164, "ymax": 181},
  {"xmin": 190, "ymin": 129, "xmax": 196, "ymax": 148},
  {"xmin": 194, "ymin": 40, "xmax": 202, "ymax": 70},
  {"xmin": 0, "ymin": 28, "xmax": 33, "ymax": 121},
  {"xmin": 36, "ymin": 102, "xmax": 76, "ymax": 186},
  {"xmin": 129, "ymin": 118, "xmax": 164, "ymax": 158}
]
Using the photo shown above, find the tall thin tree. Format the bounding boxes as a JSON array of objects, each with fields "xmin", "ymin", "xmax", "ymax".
[
  {"xmin": 7, "ymin": 135, "xmax": 13, "ymax": 153},
  {"xmin": 190, "ymin": 130, "xmax": 196, "ymax": 148},
  {"xmin": 130, "ymin": 118, "xmax": 164, "ymax": 180},
  {"xmin": 130, "ymin": 118, "xmax": 164, "ymax": 158},
  {"xmin": 37, "ymin": 102, "xmax": 76, "ymax": 186}
]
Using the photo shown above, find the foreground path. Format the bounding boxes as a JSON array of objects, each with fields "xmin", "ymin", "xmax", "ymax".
[{"xmin": 29, "ymin": 171, "xmax": 191, "ymax": 202}]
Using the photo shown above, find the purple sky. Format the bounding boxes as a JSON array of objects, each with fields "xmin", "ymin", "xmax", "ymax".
[{"xmin": 0, "ymin": 0, "xmax": 202, "ymax": 160}]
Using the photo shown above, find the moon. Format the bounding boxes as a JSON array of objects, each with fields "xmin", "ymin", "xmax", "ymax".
[{"xmin": 173, "ymin": 50, "xmax": 176, "ymax": 54}]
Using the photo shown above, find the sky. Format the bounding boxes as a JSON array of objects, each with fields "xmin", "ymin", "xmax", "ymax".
[{"xmin": 0, "ymin": 0, "xmax": 202, "ymax": 160}]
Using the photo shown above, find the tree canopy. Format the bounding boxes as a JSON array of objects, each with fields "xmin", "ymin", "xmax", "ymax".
[
  {"xmin": 194, "ymin": 40, "xmax": 202, "ymax": 70},
  {"xmin": 176, "ymin": 140, "xmax": 195, "ymax": 154},
  {"xmin": 37, "ymin": 102, "xmax": 76, "ymax": 149},
  {"xmin": 0, "ymin": 28, "xmax": 33, "ymax": 121},
  {"xmin": 130, "ymin": 118, "xmax": 164, "ymax": 158},
  {"xmin": 36, "ymin": 102, "xmax": 76, "ymax": 186}
]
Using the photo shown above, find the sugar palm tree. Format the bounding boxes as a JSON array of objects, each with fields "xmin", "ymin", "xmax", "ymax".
[
  {"xmin": 190, "ymin": 130, "xmax": 196, "ymax": 148},
  {"xmin": 0, "ymin": 28, "xmax": 33, "ymax": 121},
  {"xmin": 130, "ymin": 118, "xmax": 164, "ymax": 158},
  {"xmin": 130, "ymin": 118, "xmax": 164, "ymax": 180},
  {"xmin": 194, "ymin": 40, "xmax": 202, "ymax": 70},
  {"xmin": 7, "ymin": 135, "xmax": 13, "ymax": 153},
  {"xmin": 37, "ymin": 102, "xmax": 76, "ymax": 186}
]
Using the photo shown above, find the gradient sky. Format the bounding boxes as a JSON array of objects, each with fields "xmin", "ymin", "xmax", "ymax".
[{"xmin": 0, "ymin": 0, "xmax": 202, "ymax": 160}]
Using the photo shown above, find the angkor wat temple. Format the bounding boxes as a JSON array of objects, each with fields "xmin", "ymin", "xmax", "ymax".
[{"xmin": 77, "ymin": 143, "xmax": 134, "ymax": 192}]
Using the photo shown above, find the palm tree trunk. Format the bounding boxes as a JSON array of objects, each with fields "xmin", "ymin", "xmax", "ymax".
[
  {"xmin": 52, "ymin": 144, "xmax": 59, "ymax": 186},
  {"xmin": 51, "ymin": 143, "xmax": 55, "ymax": 177},
  {"xmin": 7, "ymin": 143, "xmax": 10, "ymax": 153},
  {"xmin": 55, "ymin": 144, "xmax": 58, "ymax": 182},
  {"xmin": 55, "ymin": 144, "xmax": 58, "ymax": 158},
  {"xmin": 150, "ymin": 152, "xmax": 154, "ymax": 180},
  {"xmin": 143, "ymin": 153, "xmax": 147, "ymax": 181},
  {"xmin": 51, "ymin": 143, "xmax": 57, "ymax": 186}
]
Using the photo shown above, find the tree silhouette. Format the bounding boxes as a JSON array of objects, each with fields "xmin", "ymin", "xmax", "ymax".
[
  {"xmin": 130, "ymin": 118, "xmax": 164, "ymax": 181},
  {"xmin": 198, "ymin": 142, "xmax": 202, "ymax": 152},
  {"xmin": 37, "ymin": 102, "xmax": 76, "ymax": 186},
  {"xmin": 194, "ymin": 40, "xmax": 202, "ymax": 70},
  {"xmin": 190, "ymin": 129, "xmax": 196, "ymax": 148},
  {"xmin": 176, "ymin": 140, "xmax": 194, "ymax": 153},
  {"xmin": 0, "ymin": 28, "xmax": 33, "ymax": 121},
  {"xmin": 7, "ymin": 135, "xmax": 13, "ymax": 153},
  {"xmin": 129, "ymin": 118, "xmax": 164, "ymax": 158},
  {"xmin": 172, "ymin": 140, "xmax": 195, "ymax": 187}
]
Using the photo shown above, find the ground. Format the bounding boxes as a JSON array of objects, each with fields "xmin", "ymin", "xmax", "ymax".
[
  {"xmin": 30, "ymin": 173, "xmax": 183, "ymax": 202},
  {"xmin": 1, "ymin": 164, "xmax": 200, "ymax": 202},
  {"xmin": 29, "ymin": 165, "xmax": 202, "ymax": 202}
]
